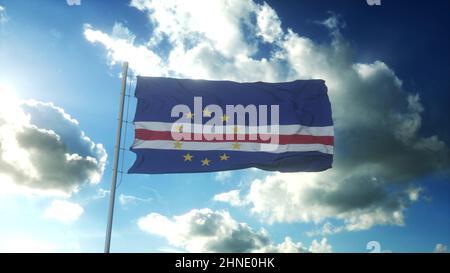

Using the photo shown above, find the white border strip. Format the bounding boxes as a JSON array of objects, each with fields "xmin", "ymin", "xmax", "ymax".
[
  {"xmin": 135, "ymin": 121, "xmax": 334, "ymax": 136},
  {"xmin": 132, "ymin": 140, "xmax": 333, "ymax": 154}
]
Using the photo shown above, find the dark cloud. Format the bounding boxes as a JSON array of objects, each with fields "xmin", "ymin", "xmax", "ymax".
[
  {"xmin": 215, "ymin": 15, "xmax": 449, "ymax": 231},
  {"xmin": 138, "ymin": 208, "xmax": 329, "ymax": 253},
  {"xmin": 0, "ymin": 99, "xmax": 106, "ymax": 194}
]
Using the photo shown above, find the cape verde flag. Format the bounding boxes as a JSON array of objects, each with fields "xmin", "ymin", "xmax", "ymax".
[{"xmin": 128, "ymin": 77, "xmax": 333, "ymax": 174}]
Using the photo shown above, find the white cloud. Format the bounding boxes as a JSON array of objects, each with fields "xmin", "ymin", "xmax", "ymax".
[
  {"xmin": 119, "ymin": 193, "xmax": 152, "ymax": 206},
  {"xmin": 317, "ymin": 13, "xmax": 345, "ymax": 30},
  {"xmin": 214, "ymin": 171, "xmax": 232, "ymax": 182},
  {"xmin": 309, "ymin": 238, "xmax": 332, "ymax": 253},
  {"xmin": 84, "ymin": 23, "xmax": 165, "ymax": 77},
  {"xmin": 92, "ymin": 188, "xmax": 109, "ymax": 199},
  {"xmin": 66, "ymin": 0, "xmax": 81, "ymax": 6},
  {"xmin": 408, "ymin": 187, "xmax": 422, "ymax": 202},
  {"xmin": 44, "ymin": 200, "xmax": 84, "ymax": 223},
  {"xmin": 84, "ymin": 0, "xmax": 285, "ymax": 81},
  {"xmin": 244, "ymin": 172, "xmax": 409, "ymax": 231},
  {"xmin": 258, "ymin": 237, "xmax": 308, "ymax": 253},
  {"xmin": 138, "ymin": 208, "xmax": 328, "ymax": 253},
  {"xmin": 85, "ymin": 2, "xmax": 450, "ymax": 232},
  {"xmin": 0, "ymin": 92, "xmax": 107, "ymax": 195},
  {"xmin": 255, "ymin": 2, "xmax": 283, "ymax": 43},
  {"xmin": 130, "ymin": 0, "xmax": 257, "ymax": 58},
  {"xmin": 111, "ymin": 22, "xmax": 135, "ymax": 43},
  {"xmin": 213, "ymin": 190, "xmax": 244, "ymax": 206},
  {"xmin": 306, "ymin": 222, "xmax": 344, "ymax": 237},
  {"xmin": 434, "ymin": 243, "xmax": 448, "ymax": 253}
]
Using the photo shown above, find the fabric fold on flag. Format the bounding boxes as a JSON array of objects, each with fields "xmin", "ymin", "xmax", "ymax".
[{"xmin": 128, "ymin": 77, "xmax": 333, "ymax": 174}]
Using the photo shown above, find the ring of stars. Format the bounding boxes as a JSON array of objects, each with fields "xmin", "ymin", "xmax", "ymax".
[
  {"xmin": 232, "ymin": 142, "xmax": 241, "ymax": 150},
  {"xmin": 175, "ymin": 125, "xmax": 183, "ymax": 133},
  {"xmin": 186, "ymin": 112, "xmax": 195, "ymax": 119},
  {"xmin": 201, "ymin": 158, "xmax": 211, "ymax": 166},
  {"xmin": 183, "ymin": 153, "xmax": 193, "ymax": 161},
  {"xmin": 221, "ymin": 115, "xmax": 230, "ymax": 122},
  {"xmin": 203, "ymin": 108, "xmax": 212, "ymax": 117},
  {"xmin": 173, "ymin": 141, "xmax": 183, "ymax": 149}
]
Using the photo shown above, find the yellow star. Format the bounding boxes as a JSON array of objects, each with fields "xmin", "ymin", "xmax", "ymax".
[
  {"xmin": 176, "ymin": 125, "xmax": 183, "ymax": 133},
  {"xmin": 186, "ymin": 112, "xmax": 195, "ymax": 119},
  {"xmin": 203, "ymin": 108, "xmax": 212, "ymax": 117},
  {"xmin": 221, "ymin": 114, "xmax": 230, "ymax": 122},
  {"xmin": 183, "ymin": 153, "xmax": 193, "ymax": 161},
  {"xmin": 173, "ymin": 141, "xmax": 183, "ymax": 149},
  {"xmin": 233, "ymin": 126, "xmax": 239, "ymax": 134},
  {"xmin": 232, "ymin": 142, "xmax": 241, "ymax": 150},
  {"xmin": 220, "ymin": 153, "xmax": 230, "ymax": 161},
  {"xmin": 201, "ymin": 158, "xmax": 211, "ymax": 166}
]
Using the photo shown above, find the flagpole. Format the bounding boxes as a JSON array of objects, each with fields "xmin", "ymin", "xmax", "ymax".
[{"xmin": 104, "ymin": 61, "xmax": 129, "ymax": 253}]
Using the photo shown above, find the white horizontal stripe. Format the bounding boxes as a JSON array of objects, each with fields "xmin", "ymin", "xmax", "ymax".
[
  {"xmin": 131, "ymin": 140, "xmax": 333, "ymax": 154},
  {"xmin": 135, "ymin": 121, "xmax": 333, "ymax": 136}
]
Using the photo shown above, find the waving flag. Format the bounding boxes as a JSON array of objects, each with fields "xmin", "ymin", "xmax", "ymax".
[{"xmin": 128, "ymin": 77, "xmax": 333, "ymax": 174}]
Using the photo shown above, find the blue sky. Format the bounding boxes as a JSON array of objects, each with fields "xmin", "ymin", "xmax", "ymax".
[{"xmin": 0, "ymin": 0, "xmax": 449, "ymax": 253}]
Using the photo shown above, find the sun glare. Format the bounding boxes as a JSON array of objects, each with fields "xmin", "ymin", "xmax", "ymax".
[
  {"xmin": 0, "ymin": 81, "xmax": 19, "ymax": 102},
  {"xmin": 0, "ymin": 81, "xmax": 23, "ymax": 120}
]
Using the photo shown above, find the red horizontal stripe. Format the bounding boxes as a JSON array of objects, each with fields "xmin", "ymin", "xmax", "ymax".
[{"xmin": 135, "ymin": 129, "xmax": 334, "ymax": 145}]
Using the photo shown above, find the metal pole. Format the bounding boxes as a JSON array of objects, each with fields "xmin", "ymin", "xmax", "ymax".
[{"xmin": 104, "ymin": 62, "xmax": 129, "ymax": 253}]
